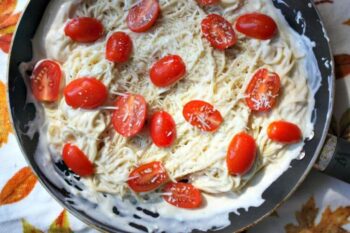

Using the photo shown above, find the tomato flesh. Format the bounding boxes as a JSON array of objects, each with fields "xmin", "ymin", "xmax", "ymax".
[
  {"xmin": 106, "ymin": 31, "xmax": 133, "ymax": 63},
  {"xmin": 64, "ymin": 77, "xmax": 108, "ymax": 109},
  {"xmin": 150, "ymin": 55, "xmax": 186, "ymax": 87},
  {"xmin": 162, "ymin": 182, "xmax": 202, "ymax": 209},
  {"xmin": 183, "ymin": 100, "xmax": 223, "ymax": 132},
  {"xmin": 112, "ymin": 94, "xmax": 147, "ymax": 137},
  {"xmin": 128, "ymin": 161, "xmax": 169, "ymax": 192},
  {"xmin": 245, "ymin": 68, "xmax": 281, "ymax": 112},
  {"xmin": 64, "ymin": 17, "xmax": 104, "ymax": 43},
  {"xmin": 235, "ymin": 13, "xmax": 278, "ymax": 40},
  {"xmin": 151, "ymin": 111, "xmax": 176, "ymax": 147},
  {"xmin": 226, "ymin": 132, "xmax": 257, "ymax": 175},
  {"xmin": 201, "ymin": 14, "xmax": 237, "ymax": 50},
  {"xmin": 30, "ymin": 59, "xmax": 62, "ymax": 102},
  {"xmin": 62, "ymin": 144, "xmax": 94, "ymax": 176},
  {"xmin": 197, "ymin": 0, "xmax": 219, "ymax": 5},
  {"xmin": 267, "ymin": 121, "xmax": 302, "ymax": 144},
  {"xmin": 127, "ymin": 0, "xmax": 160, "ymax": 33}
]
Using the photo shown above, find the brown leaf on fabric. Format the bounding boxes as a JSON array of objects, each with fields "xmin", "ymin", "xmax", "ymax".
[
  {"xmin": 48, "ymin": 210, "xmax": 73, "ymax": 233},
  {"xmin": 0, "ymin": 81, "xmax": 13, "ymax": 146},
  {"xmin": 22, "ymin": 219, "xmax": 44, "ymax": 233},
  {"xmin": 334, "ymin": 54, "xmax": 350, "ymax": 79},
  {"xmin": 0, "ymin": 0, "xmax": 17, "ymax": 17},
  {"xmin": 343, "ymin": 19, "xmax": 350, "ymax": 26},
  {"xmin": 285, "ymin": 197, "xmax": 350, "ymax": 233},
  {"xmin": 0, "ymin": 167, "xmax": 37, "ymax": 205}
]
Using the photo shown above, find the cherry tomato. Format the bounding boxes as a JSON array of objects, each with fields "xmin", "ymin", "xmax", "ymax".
[
  {"xmin": 64, "ymin": 77, "xmax": 108, "ymax": 109},
  {"xmin": 197, "ymin": 0, "xmax": 219, "ymax": 6},
  {"xmin": 267, "ymin": 121, "xmax": 302, "ymax": 144},
  {"xmin": 127, "ymin": 0, "xmax": 160, "ymax": 33},
  {"xmin": 201, "ymin": 14, "xmax": 237, "ymax": 50},
  {"xmin": 162, "ymin": 182, "xmax": 202, "ymax": 209},
  {"xmin": 128, "ymin": 161, "xmax": 169, "ymax": 192},
  {"xmin": 106, "ymin": 31, "xmax": 133, "ymax": 63},
  {"xmin": 64, "ymin": 17, "xmax": 104, "ymax": 43},
  {"xmin": 151, "ymin": 111, "xmax": 176, "ymax": 147},
  {"xmin": 30, "ymin": 59, "xmax": 62, "ymax": 102},
  {"xmin": 245, "ymin": 68, "xmax": 281, "ymax": 112},
  {"xmin": 235, "ymin": 13, "xmax": 278, "ymax": 40},
  {"xmin": 226, "ymin": 132, "xmax": 257, "ymax": 175},
  {"xmin": 62, "ymin": 143, "xmax": 94, "ymax": 176},
  {"xmin": 150, "ymin": 55, "xmax": 186, "ymax": 87},
  {"xmin": 183, "ymin": 100, "xmax": 223, "ymax": 132},
  {"xmin": 112, "ymin": 94, "xmax": 147, "ymax": 137}
]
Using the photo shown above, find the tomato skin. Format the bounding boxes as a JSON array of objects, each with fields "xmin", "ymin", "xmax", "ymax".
[
  {"xmin": 267, "ymin": 121, "xmax": 302, "ymax": 144},
  {"xmin": 197, "ymin": 0, "xmax": 219, "ymax": 5},
  {"xmin": 30, "ymin": 59, "xmax": 62, "ymax": 102},
  {"xmin": 226, "ymin": 132, "xmax": 257, "ymax": 175},
  {"xmin": 162, "ymin": 182, "xmax": 202, "ymax": 209},
  {"xmin": 150, "ymin": 55, "xmax": 186, "ymax": 87},
  {"xmin": 128, "ymin": 161, "xmax": 169, "ymax": 192},
  {"xmin": 150, "ymin": 111, "xmax": 176, "ymax": 147},
  {"xmin": 235, "ymin": 13, "xmax": 277, "ymax": 40},
  {"xmin": 112, "ymin": 94, "xmax": 147, "ymax": 137},
  {"xmin": 201, "ymin": 14, "xmax": 237, "ymax": 50},
  {"xmin": 64, "ymin": 17, "xmax": 104, "ymax": 43},
  {"xmin": 183, "ymin": 100, "xmax": 223, "ymax": 132},
  {"xmin": 245, "ymin": 68, "xmax": 281, "ymax": 112},
  {"xmin": 62, "ymin": 144, "xmax": 94, "ymax": 177},
  {"xmin": 106, "ymin": 32, "xmax": 133, "ymax": 63},
  {"xmin": 127, "ymin": 0, "xmax": 160, "ymax": 33},
  {"xmin": 64, "ymin": 77, "xmax": 108, "ymax": 109}
]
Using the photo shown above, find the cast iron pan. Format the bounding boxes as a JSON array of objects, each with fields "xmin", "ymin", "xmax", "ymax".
[{"xmin": 7, "ymin": 0, "xmax": 350, "ymax": 232}]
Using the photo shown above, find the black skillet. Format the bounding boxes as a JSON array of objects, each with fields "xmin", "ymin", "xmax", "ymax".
[{"xmin": 7, "ymin": 0, "xmax": 350, "ymax": 232}]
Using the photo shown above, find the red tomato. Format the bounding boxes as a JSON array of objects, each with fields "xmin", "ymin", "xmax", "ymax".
[
  {"xmin": 162, "ymin": 182, "xmax": 202, "ymax": 209},
  {"xmin": 62, "ymin": 144, "xmax": 94, "ymax": 176},
  {"xmin": 201, "ymin": 14, "xmax": 237, "ymax": 50},
  {"xmin": 64, "ymin": 17, "xmax": 104, "ymax": 43},
  {"xmin": 245, "ymin": 68, "xmax": 281, "ymax": 112},
  {"xmin": 112, "ymin": 94, "xmax": 147, "ymax": 137},
  {"xmin": 226, "ymin": 132, "xmax": 257, "ymax": 175},
  {"xmin": 235, "ymin": 13, "xmax": 278, "ymax": 40},
  {"xmin": 150, "ymin": 55, "xmax": 186, "ymax": 87},
  {"xmin": 128, "ymin": 161, "xmax": 169, "ymax": 192},
  {"xmin": 127, "ymin": 0, "xmax": 160, "ymax": 33},
  {"xmin": 30, "ymin": 59, "xmax": 62, "ymax": 102},
  {"xmin": 197, "ymin": 0, "xmax": 219, "ymax": 5},
  {"xmin": 106, "ymin": 32, "xmax": 133, "ymax": 63},
  {"xmin": 183, "ymin": 100, "xmax": 223, "ymax": 132},
  {"xmin": 267, "ymin": 121, "xmax": 302, "ymax": 144},
  {"xmin": 150, "ymin": 111, "xmax": 176, "ymax": 147},
  {"xmin": 64, "ymin": 77, "xmax": 108, "ymax": 109}
]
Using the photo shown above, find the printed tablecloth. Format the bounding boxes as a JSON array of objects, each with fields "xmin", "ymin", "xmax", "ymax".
[{"xmin": 0, "ymin": 0, "xmax": 349, "ymax": 232}]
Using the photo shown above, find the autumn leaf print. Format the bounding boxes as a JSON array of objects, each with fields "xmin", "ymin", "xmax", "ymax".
[
  {"xmin": 22, "ymin": 219, "xmax": 43, "ymax": 233},
  {"xmin": 0, "ymin": 167, "xmax": 37, "ymax": 205},
  {"xmin": 343, "ymin": 19, "xmax": 350, "ymax": 26},
  {"xmin": 334, "ymin": 54, "xmax": 350, "ymax": 79},
  {"xmin": 0, "ymin": 81, "xmax": 13, "ymax": 147},
  {"xmin": 48, "ymin": 210, "xmax": 73, "ymax": 233}
]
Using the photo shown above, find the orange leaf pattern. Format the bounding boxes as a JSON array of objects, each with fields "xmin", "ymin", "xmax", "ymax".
[
  {"xmin": 0, "ymin": 0, "xmax": 20, "ymax": 54},
  {"xmin": 0, "ymin": 167, "xmax": 37, "ymax": 205},
  {"xmin": 21, "ymin": 219, "xmax": 43, "ymax": 233},
  {"xmin": 334, "ymin": 54, "xmax": 350, "ymax": 79},
  {"xmin": 48, "ymin": 210, "xmax": 73, "ymax": 233},
  {"xmin": 0, "ymin": 80, "xmax": 13, "ymax": 146},
  {"xmin": 343, "ymin": 19, "xmax": 350, "ymax": 26}
]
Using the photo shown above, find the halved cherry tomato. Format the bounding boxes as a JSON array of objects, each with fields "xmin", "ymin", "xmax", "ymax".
[
  {"xmin": 197, "ymin": 0, "xmax": 219, "ymax": 6},
  {"xmin": 183, "ymin": 100, "xmax": 223, "ymax": 132},
  {"xmin": 226, "ymin": 132, "xmax": 257, "ymax": 175},
  {"xmin": 151, "ymin": 111, "xmax": 176, "ymax": 147},
  {"xmin": 150, "ymin": 55, "xmax": 186, "ymax": 87},
  {"xmin": 64, "ymin": 77, "xmax": 108, "ymax": 109},
  {"xmin": 106, "ymin": 31, "xmax": 133, "ymax": 63},
  {"xmin": 162, "ymin": 182, "xmax": 202, "ymax": 209},
  {"xmin": 64, "ymin": 17, "xmax": 104, "ymax": 43},
  {"xmin": 62, "ymin": 143, "xmax": 94, "ymax": 176},
  {"xmin": 245, "ymin": 68, "xmax": 281, "ymax": 112},
  {"xmin": 112, "ymin": 94, "xmax": 147, "ymax": 137},
  {"xmin": 30, "ymin": 59, "xmax": 62, "ymax": 102},
  {"xmin": 235, "ymin": 13, "xmax": 278, "ymax": 40},
  {"xmin": 127, "ymin": 0, "xmax": 160, "ymax": 33},
  {"xmin": 201, "ymin": 14, "xmax": 237, "ymax": 50},
  {"xmin": 128, "ymin": 161, "xmax": 169, "ymax": 192},
  {"xmin": 267, "ymin": 121, "xmax": 302, "ymax": 144}
]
